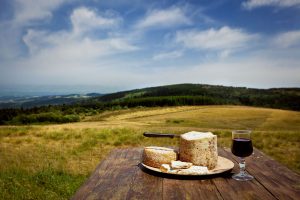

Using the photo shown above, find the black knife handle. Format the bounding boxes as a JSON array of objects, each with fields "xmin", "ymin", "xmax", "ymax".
[{"xmin": 143, "ymin": 132, "xmax": 178, "ymax": 138}]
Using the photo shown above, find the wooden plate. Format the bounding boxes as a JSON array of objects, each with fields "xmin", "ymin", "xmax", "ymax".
[{"xmin": 141, "ymin": 156, "xmax": 234, "ymax": 176}]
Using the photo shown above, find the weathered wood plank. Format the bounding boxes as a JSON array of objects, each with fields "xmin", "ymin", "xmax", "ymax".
[
  {"xmin": 86, "ymin": 148, "xmax": 140, "ymax": 200},
  {"xmin": 71, "ymin": 149, "xmax": 122, "ymax": 200},
  {"xmin": 72, "ymin": 148, "xmax": 141, "ymax": 200},
  {"xmin": 163, "ymin": 179, "xmax": 223, "ymax": 200},
  {"xmin": 125, "ymin": 164, "xmax": 163, "ymax": 200},
  {"xmin": 72, "ymin": 147, "xmax": 299, "ymax": 200},
  {"xmin": 213, "ymin": 148, "xmax": 276, "ymax": 200},
  {"xmin": 225, "ymin": 147, "xmax": 300, "ymax": 200}
]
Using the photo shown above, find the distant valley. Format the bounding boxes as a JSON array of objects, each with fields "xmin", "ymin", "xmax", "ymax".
[{"xmin": 0, "ymin": 93, "xmax": 103, "ymax": 109}]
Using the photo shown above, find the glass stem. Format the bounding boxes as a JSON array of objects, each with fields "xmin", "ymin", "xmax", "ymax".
[{"xmin": 239, "ymin": 157, "xmax": 246, "ymax": 174}]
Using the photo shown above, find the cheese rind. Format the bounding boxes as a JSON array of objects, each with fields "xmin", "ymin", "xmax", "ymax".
[
  {"xmin": 179, "ymin": 131, "xmax": 218, "ymax": 169},
  {"xmin": 142, "ymin": 146, "xmax": 177, "ymax": 168}
]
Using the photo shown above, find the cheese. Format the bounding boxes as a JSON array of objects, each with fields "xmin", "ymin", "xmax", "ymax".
[
  {"xmin": 160, "ymin": 164, "xmax": 171, "ymax": 172},
  {"xmin": 142, "ymin": 146, "xmax": 177, "ymax": 168},
  {"xmin": 177, "ymin": 166, "xmax": 209, "ymax": 175},
  {"xmin": 171, "ymin": 160, "xmax": 193, "ymax": 169},
  {"xmin": 179, "ymin": 131, "xmax": 218, "ymax": 169}
]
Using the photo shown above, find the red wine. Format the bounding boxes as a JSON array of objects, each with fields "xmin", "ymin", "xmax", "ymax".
[{"xmin": 231, "ymin": 138, "xmax": 253, "ymax": 157}]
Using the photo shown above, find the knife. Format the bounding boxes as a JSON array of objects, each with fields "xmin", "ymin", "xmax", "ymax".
[{"xmin": 143, "ymin": 132, "xmax": 180, "ymax": 138}]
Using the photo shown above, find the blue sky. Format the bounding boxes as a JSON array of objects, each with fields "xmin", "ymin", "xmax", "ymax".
[{"xmin": 0, "ymin": 0, "xmax": 300, "ymax": 94}]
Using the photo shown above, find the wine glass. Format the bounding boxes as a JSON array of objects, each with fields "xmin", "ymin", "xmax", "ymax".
[{"xmin": 231, "ymin": 130, "xmax": 254, "ymax": 181}]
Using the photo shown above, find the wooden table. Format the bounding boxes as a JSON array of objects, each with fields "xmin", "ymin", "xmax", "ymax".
[{"xmin": 72, "ymin": 148, "xmax": 300, "ymax": 200}]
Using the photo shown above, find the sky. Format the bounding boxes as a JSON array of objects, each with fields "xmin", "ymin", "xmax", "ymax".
[{"xmin": 0, "ymin": 0, "xmax": 300, "ymax": 95}]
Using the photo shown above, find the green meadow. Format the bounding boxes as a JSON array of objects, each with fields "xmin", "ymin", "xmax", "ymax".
[{"xmin": 0, "ymin": 106, "xmax": 299, "ymax": 199}]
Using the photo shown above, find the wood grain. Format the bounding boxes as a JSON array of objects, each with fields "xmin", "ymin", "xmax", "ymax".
[
  {"xmin": 71, "ymin": 149, "xmax": 121, "ymax": 200},
  {"xmin": 72, "ymin": 148, "xmax": 140, "ymax": 200},
  {"xmin": 126, "ymin": 164, "xmax": 163, "ymax": 200},
  {"xmin": 72, "ymin": 147, "xmax": 299, "ymax": 200},
  {"xmin": 163, "ymin": 178, "xmax": 223, "ymax": 200},
  {"xmin": 214, "ymin": 149, "xmax": 276, "ymax": 200},
  {"xmin": 88, "ymin": 148, "xmax": 140, "ymax": 200},
  {"xmin": 225, "ymin": 148, "xmax": 300, "ymax": 200}
]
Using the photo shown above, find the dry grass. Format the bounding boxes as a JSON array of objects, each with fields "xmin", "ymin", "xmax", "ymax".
[{"xmin": 0, "ymin": 105, "xmax": 299, "ymax": 199}]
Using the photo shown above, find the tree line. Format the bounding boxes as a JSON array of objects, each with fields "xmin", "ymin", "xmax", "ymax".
[{"xmin": 1, "ymin": 84, "xmax": 299, "ymax": 125}]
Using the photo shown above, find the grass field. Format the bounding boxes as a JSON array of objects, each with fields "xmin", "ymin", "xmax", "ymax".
[{"xmin": 0, "ymin": 106, "xmax": 300, "ymax": 199}]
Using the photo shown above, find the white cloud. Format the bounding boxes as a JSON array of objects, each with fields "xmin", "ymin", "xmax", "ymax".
[
  {"xmin": 24, "ymin": 34, "xmax": 137, "ymax": 60},
  {"xmin": 3, "ymin": 47, "xmax": 299, "ymax": 90},
  {"xmin": 141, "ymin": 54, "xmax": 300, "ymax": 89},
  {"xmin": 0, "ymin": 23, "xmax": 20, "ymax": 59},
  {"xmin": 1, "ymin": 3, "xmax": 138, "ymax": 88},
  {"xmin": 13, "ymin": 0, "xmax": 71, "ymax": 24},
  {"xmin": 193, "ymin": 59, "xmax": 300, "ymax": 88},
  {"xmin": 153, "ymin": 50, "xmax": 183, "ymax": 60},
  {"xmin": 71, "ymin": 7, "xmax": 121, "ymax": 35},
  {"xmin": 175, "ymin": 26, "xmax": 258, "ymax": 57},
  {"xmin": 22, "ymin": 7, "xmax": 136, "ymax": 58},
  {"xmin": 242, "ymin": 0, "xmax": 300, "ymax": 10},
  {"xmin": 219, "ymin": 49, "xmax": 231, "ymax": 59},
  {"xmin": 22, "ymin": 30, "xmax": 49, "ymax": 54},
  {"xmin": 135, "ymin": 7, "xmax": 191, "ymax": 29},
  {"xmin": 1, "ymin": 1, "xmax": 299, "ymax": 91},
  {"xmin": 0, "ymin": 0, "xmax": 72, "ymax": 60},
  {"xmin": 272, "ymin": 30, "xmax": 300, "ymax": 48},
  {"xmin": 2, "ymin": 30, "xmax": 300, "ymax": 90}
]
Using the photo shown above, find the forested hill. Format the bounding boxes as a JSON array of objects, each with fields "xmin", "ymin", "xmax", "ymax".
[
  {"xmin": 1, "ymin": 83, "xmax": 300, "ymax": 125},
  {"xmin": 94, "ymin": 84, "xmax": 300, "ymax": 111}
]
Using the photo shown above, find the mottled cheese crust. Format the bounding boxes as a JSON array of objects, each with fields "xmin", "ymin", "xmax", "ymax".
[
  {"xmin": 142, "ymin": 146, "xmax": 177, "ymax": 168},
  {"xmin": 179, "ymin": 131, "xmax": 218, "ymax": 169}
]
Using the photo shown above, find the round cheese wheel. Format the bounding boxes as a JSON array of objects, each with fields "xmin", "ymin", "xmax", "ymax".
[{"xmin": 142, "ymin": 146, "xmax": 177, "ymax": 168}]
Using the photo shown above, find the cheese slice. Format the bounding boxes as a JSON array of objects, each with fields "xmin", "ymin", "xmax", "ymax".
[
  {"xmin": 171, "ymin": 160, "xmax": 193, "ymax": 169},
  {"xmin": 176, "ymin": 166, "xmax": 209, "ymax": 175},
  {"xmin": 160, "ymin": 164, "xmax": 171, "ymax": 172}
]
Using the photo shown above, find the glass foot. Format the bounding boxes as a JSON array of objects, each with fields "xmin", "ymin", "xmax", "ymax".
[{"xmin": 232, "ymin": 172, "xmax": 254, "ymax": 181}]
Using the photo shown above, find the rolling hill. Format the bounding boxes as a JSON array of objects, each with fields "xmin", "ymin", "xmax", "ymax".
[
  {"xmin": 94, "ymin": 83, "xmax": 300, "ymax": 111},
  {"xmin": 1, "ymin": 83, "xmax": 299, "ymax": 125}
]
